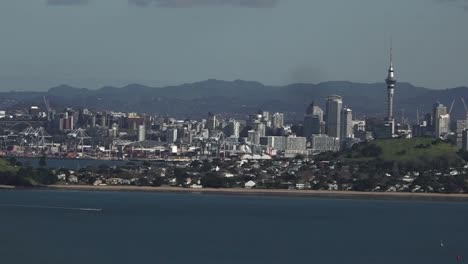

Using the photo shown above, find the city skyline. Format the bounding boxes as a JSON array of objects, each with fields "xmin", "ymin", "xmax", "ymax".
[{"xmin": 0, "ymin": 0, "xmax": 467, "ymax": 91}]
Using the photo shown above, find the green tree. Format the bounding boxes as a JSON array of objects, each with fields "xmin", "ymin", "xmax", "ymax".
[
  {"xmin": 201, "ymin": 172, "xmax": 225, "ymax": 188},
  {"xmin": 152, "ymin": 177, "xmax": 164, "ymax": 187},
  {"xmin": 39, "ymin": 155, "xmax": 47, "ymax": 167}
]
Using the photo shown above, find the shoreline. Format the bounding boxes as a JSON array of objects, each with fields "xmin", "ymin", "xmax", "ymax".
[{"xmin": 43, "ymin": 185, "xmax": 468, "ymax": 202}]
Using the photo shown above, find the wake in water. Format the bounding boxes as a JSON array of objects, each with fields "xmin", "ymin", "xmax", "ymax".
[{"xmin": 0, "ymin": 204, "xmax": 102, "ymax": 212}]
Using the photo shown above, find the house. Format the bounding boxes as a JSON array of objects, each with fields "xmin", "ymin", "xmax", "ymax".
[
  {"xmin": 244, "ymin": 180, "xmax": 256, "ymax": 189},
  {"xmin": 68, "ymin": 175, "xmax": 79, "ymax": 183}
]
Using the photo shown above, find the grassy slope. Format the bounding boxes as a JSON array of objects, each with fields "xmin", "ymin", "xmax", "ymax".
[
  {"xmin": 373, "ymin": 138, "xmax": 460, "ymax": 162},
  {"xmin": 0, "ymin": 159, "xmax": 20, "ymax": 174}
]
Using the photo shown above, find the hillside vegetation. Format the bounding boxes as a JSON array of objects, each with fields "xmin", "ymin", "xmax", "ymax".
[
  {"xmin": 340, "ymin": 137, "xmax": 465, "ymax": 169},
  {"xmin": 374, "ymin": 138, "xmax": 460, "ymax": 162},
  {"xmin": 0, "ymin": 157, "xmax": 57, "ymax": 186}
]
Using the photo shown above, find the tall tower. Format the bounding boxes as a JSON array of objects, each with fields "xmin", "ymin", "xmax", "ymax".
[
  {"xmin": 325, "ymin": 95, "xmax": 343, "ymax": 138},
  {"xmin": 385, "ymin": 42, "xmax": 397, "ymax": 121}
]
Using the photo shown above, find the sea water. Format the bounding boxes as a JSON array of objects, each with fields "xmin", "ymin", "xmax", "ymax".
[{"xmin": 0, "ymin": 189, "xmax": 467, "ymax": 264}]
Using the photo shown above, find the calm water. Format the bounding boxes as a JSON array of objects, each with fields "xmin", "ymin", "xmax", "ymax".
[{"xmin": 0, "ymin": 190, "xmax": 467, "ymax": 264}]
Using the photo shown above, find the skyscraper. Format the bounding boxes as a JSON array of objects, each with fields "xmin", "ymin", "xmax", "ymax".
[
  {"xmin": 303, "ymin": 102, "xmax": 324, "ymax": 139},
  {"xmin": 167, "ymin": 128, "xmax": 178, "ymax": 144},
  {"xmin": 225, "ymin": 119, "xmax": 240, "ymax": 138},
  {"xmin": 340, "ymin": 107, "xmax": 353, "ymax": 139},
  {"xmin": 207, "ymin": 112, "xmax": 218, "ymax": 131},
  {"xmin": 385, "ymin": 43, "xmax": 397, "ymax": 122},
  {"xmin": 325, "ymin": 95, "xmax": 343, "ymax": 138},
  {"xmin": 272, "ymin": 112, "xmax": 284, "ymax": 129},
  {"xmin": 433, "ymin": 102, "xmax": 449, "ymax": 138}
]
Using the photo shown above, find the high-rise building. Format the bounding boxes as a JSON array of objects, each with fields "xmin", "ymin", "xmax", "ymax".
[
  {"xmin": 433, "ymin": 103, "xmax": 449, "ymax": 138},
  {"xmin": 340, "ymin": 108, "xmax": 353, "ymax": 139},
  {"xmin": 260, "ymin": 136, "xmax": 287, "ymax": 151},
  {"xmin": 462, "ymin": 129, "xmax": 468, "ymax": 151},
  {"xmin": 304, "ymin": 115, "xmax": 321, "ymax": 138},
  {"xmin": 252, "ymin": 121, "xmax": 266, "ymax": 137},
  {"xmin": 225, "ymin": 119, "xmax": 240, "ymax": 138},
  {"xmin": 167, "ymin": 128, "xmax": 178, "ymax": 144},
  {"xmin": 385, "ymin": 43, "xmax": 396, "ymax": 121},
  {"xmin": 207, "ymin": 112, "xmax": 218, "ymax": 131},
  {"xmin": 247, "ymin": 130, "xmax": 260, "ymax": 145},
  {"xmin": 304, "ymin": 102, "xmax": 323, "ymax": 139},
  {"xmin": 456, "ymin": 120, "xmax": 468, "ymax": 148},
  {"xmin": 138, "ymin": 125, "xmax": 146, "ymax": 142},
  {"xmin": 310, "ymin": 134, "xmax": 340, "ymax": 155},
  {"xmin": 306, "ymin": 102, "xmax": 324, "ymax": 121},
  {"xmin": 325, "ymin": 95, "xmax": 343, "ymax": 138},
  {"xmin": 272, "ymin": 112, "xmax": 284, "ymax": 129}
]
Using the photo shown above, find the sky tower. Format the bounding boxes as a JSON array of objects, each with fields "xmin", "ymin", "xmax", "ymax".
[{"xmin": 385, "ymin": 42, "xmax": 396, "ymax": 121}]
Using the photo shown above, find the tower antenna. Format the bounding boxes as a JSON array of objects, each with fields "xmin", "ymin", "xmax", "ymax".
[{"xmin": 390, "ymin": 36, "xmax": 393, "ymax": 66}]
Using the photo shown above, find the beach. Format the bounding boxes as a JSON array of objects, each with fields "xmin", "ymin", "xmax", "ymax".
[{"xmin": 45, "ymin": 184, "xmax": 468, "ymax": 202}]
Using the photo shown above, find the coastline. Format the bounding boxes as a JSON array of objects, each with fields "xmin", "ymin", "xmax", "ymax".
[
  {"xmin": 45, "ymin": 185, "xmax": 468, "ymax": 202},
  {"xmin": 0, "ymin": 185, "xmax": 16, "ymax": 190}
]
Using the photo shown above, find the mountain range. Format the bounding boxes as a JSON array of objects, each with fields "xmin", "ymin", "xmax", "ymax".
[{"xmin": 1, "ymin": 79, "xmax": 467, "ymax": 122}]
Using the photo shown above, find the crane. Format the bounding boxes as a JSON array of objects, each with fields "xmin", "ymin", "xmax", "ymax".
[
  {"xmin": 461, "ymin": 97, "xmax": 468, "ymax": 120},
  {"xmin": 449, "ymin": 99, "xmax": 456, "ymax": 115},
  {"xmin": 43, "ymin": 96, "xmax": 52, "ymax": 120}
]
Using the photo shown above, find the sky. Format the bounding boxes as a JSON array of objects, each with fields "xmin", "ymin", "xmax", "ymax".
[{"xmin": 0, "ymin": 0, "xmax": 467, "ymax": 91}]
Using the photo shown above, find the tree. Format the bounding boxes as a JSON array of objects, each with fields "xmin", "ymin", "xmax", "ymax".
[
  {"xmin": 39, "ymin": 155, "xmax": 47, "ymax": 167},
  {"xmin": 34, "ymin": 168, "xmax": 58, "ymax": 185},
  {"xmin": 201, "ymin": 172, "xmax": 225, "ymax": 188},
  {"xmin": 152, "ymin": 177, "xmax": 164, "ymax": 187},
  {"xmin": 174, "ymin": 168, "xmax": 188, "ymax": 185}
]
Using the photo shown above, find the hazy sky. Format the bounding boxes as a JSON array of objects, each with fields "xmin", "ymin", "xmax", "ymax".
[{"xmin": 0, "ymin": 0, "xmax": 467, "ymax": 91}]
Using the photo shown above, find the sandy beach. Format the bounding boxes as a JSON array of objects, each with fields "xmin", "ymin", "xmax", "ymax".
[{"xmin": 44, "ymin": 184, "xmax": 468, "ymax": 202}]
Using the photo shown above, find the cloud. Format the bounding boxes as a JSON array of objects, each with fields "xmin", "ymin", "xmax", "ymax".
[
  {"xmin": 46, "ymin": 0, "xmax": 91, "ymax": 6},
  {"xmin": 437, "ymin": 0, "xmax": 468, "ymax": 11},
  {"xmin": 129, "ymin": 0, "xmax": 278, "ymax": 8}
]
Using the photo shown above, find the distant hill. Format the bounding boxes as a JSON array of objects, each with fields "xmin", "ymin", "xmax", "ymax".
[{"xmin": 1, "ymin": 80, "xmax": 467, "ymax": 121}]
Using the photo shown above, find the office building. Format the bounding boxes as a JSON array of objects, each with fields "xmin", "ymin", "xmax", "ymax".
[
  {"xmin": 310, "ymin": 134, "xmax": 340, "ymax": 155},
  {"xmin": 433, "ymin": 103, "xmax": 449, "ymax": 138},
  {"xmin": 303, "ymin": 102, "xmax": 323, "ymax": 139},
  {"xmin": 340, "ymin": 107, "xmax": 353, "ymax": 139},
  {"xmin": 247, "ymin": 130, "xmax": 260, "ymax": 145},
  {"xmin": 272, "ymin": 112, "xmax": 284, "ymax": 129},
  {"xmin": 138, "ymin": 125, "xmax": 146, "ymax": 142},
  {"xmin": 167, "ymin": 128, "xmax": 178, "ymax": 144},
  {"xmin": 325, "ymin": 95, "xmax": 343, "ymax": 138}
]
